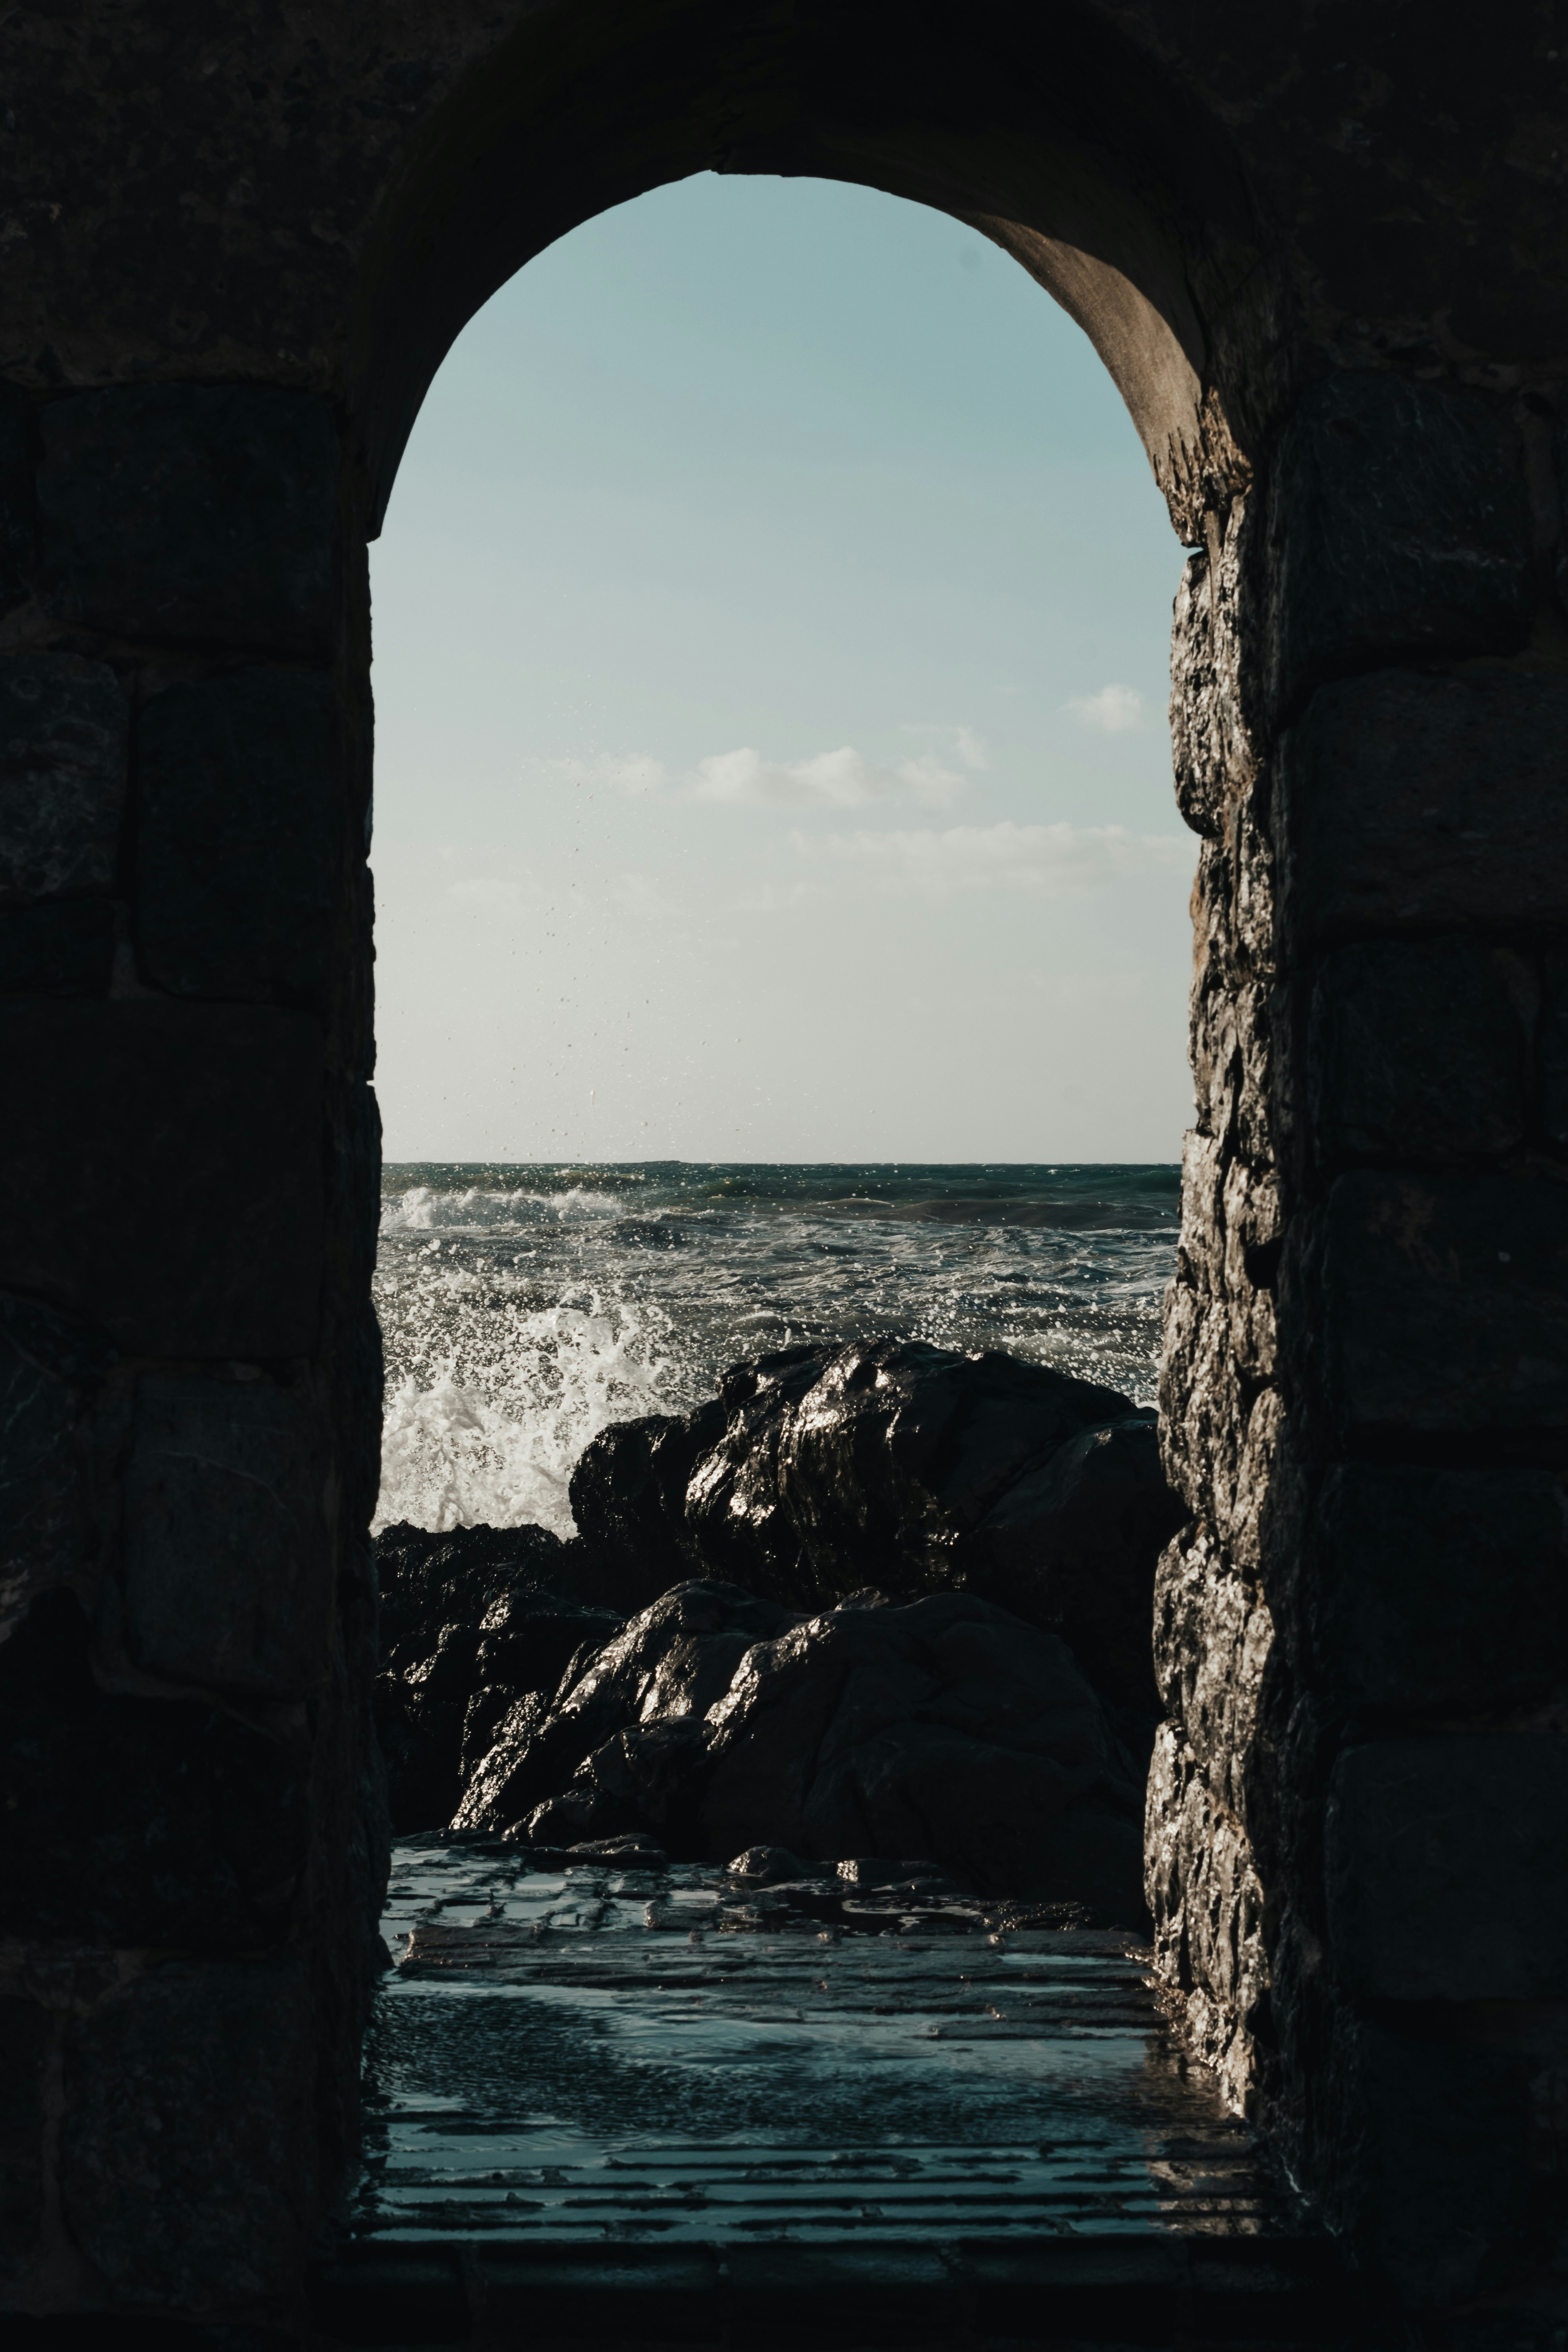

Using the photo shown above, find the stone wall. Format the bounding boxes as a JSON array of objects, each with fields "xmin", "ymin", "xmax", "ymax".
[
  {"xmin": 0, "ymin": 0, "xmax": 1566, "ymax": 2336},
  {"xmin": 0, "ymin": 382, "xmax": 387, "ymax": 2325},
  {"xmin": 1151, "ymin": 369, "xmax": 1568, "ymax": 2323}
]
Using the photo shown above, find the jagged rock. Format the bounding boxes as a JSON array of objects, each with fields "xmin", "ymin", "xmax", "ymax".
[
  {"xmin": 727, "ymin": 1845, "xmax": 810, "ymax": 1883},
  {"xmin": 460, "ymin": 1578, "xmax": 1148, "ymax": 1923},
  {"xmin": 374, "ymin": 1522, "xmax": 623, "ymax": 1833},
  {"xmin": 452, "ymin": 1581, "xmax": 796, "ymax": 1841},
  {"xmin": 568, "ymin": 1342, "xmax": 1178, "ymax": 1706}
]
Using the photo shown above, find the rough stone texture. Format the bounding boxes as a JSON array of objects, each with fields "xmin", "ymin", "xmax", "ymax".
[
  {"xmin": 134, "ymin": 670, "xmax": 339, "ymax": 1003},
  {"xmin": 122, "ymin": 1377, "xmax": 331, "ymax": 1701},
  {"xmin": 0, "ymin": 1001, "xmax": 324, "ymax": 1358},
  {"xmin": 1266, "ymin": 372, "xmax": 1533, "ymax": 713},
  {"xmin": 1326, "ymin": 1737, "xmax": 1568, "ymax": 2005},
  {"xmin": 1308, "ymin": 941, "xmax": 1530, "ymax": 1164},
  {"xmin": 458, "ymin": 1580, "xmax": 1150, "ymax": 1922},
  {"xmin": 60, "ymin": 1957, "xmax": 316, "ymax": 2313},
  {"xmin": 37, "ymin": 386, "xmax": 339, "ymax": 655},
  {"xmin": 1309, "ymin": 1465, "xmax": 1566, "ymax": 1715},
  {"xmin": 1294, "ymin": 1171, "xmax": 1568, "ymax": 1437},
  {"xmin": 572, "ymin": 1339, "xmax": 1174, "ymax": 1706},
  {"xmin": 0, "ymin": 652, "xmax": 128, "ymax": 906},
  {"xmin": 1277, "ymin": 669, "xmax": 1568, "ymax": 941},
  {"xmin": 0, "ymin": 898, "xmax": 116, "ymax": 996}
]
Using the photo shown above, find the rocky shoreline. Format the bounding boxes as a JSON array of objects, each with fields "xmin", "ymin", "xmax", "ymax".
[{"xmin": 375, "ymin": 1337, "xmax": 1182, "ymax": 1930}]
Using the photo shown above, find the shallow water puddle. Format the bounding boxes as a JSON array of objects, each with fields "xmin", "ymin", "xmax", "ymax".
[{"xmin": 355, "ymin": 1838, "xmax": 1293, "ymax": 2247}]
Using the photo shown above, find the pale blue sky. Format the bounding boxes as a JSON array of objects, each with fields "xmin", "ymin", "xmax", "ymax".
[{"xmin": 368, "ymin": 173, "xmax": 1196, "ymax": 1162}]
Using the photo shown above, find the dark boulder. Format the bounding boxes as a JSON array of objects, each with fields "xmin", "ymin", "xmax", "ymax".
[
  {"xmin": 453, "ymin": 1580, "xmax": 797, "ymax": 1843},
  {"xmin": 374, "ymin": 1521, "xmax": 622, "ymax": 1833},
  {"xmin": 963, "ymin": 1413, "xmax": 1184, "ymax": 1715},
  {"xmin": 573, "ymin": 1339, "xmax": 1179, "ymax": 1715},
  {"xmin": 565, "ymin": 1395, "xmax": 727, "ymax": 1611},
  {"xmin": 459, "ymin": 1578, "xmax": 1148, "ymax": 1925}
]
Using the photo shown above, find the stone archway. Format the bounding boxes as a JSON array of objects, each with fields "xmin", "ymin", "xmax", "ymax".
[{"xmin": 1, "ymin": 3, "xmax": 1564, "ymax": 2334}]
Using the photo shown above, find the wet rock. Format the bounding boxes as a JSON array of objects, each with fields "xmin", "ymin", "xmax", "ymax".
[
  {"xmin": 463, "ymin": 1580, "xmax": 1148, "ymax": 1924},
  {"xmin": 566, "ymin": 1395, "xmax": 727, "ymax": 1610},
  {"xmin": 962, "ymin": 1412, "xmax": 1183, "ymax": 1716},
  {"xmin": 577, "ymin": 1340, "xmax": 1173, "ymax": 1675},
  {"xmin": 727, "ymin": 1845, "xmax": 810, "ymax": 1884},
  {"xmin": 374, "ymin": 1521, "xmax": 622, "ymax": 1833},
  {"xmin": 453, "ymin": 1580, "xmax": 795, "ymax": 1842}
]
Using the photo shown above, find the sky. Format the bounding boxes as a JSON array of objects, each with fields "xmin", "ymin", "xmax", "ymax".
[{"xmin": 368, "ymin": 172, "xmax": 1197, "ymax": 1164}]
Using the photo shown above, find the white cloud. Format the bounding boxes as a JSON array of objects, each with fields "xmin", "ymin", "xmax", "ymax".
[
  {"xmin": 687, "ymin": 744, "xmax": 964, "ymax": 807},
  {"xmin": 901, "ymin": 723, "xmax": 991, "ymax": 772},
  {"xmin": 1065, "ymin": 683, "xmax": 1145, "ymax": 733},
  {"xmin": 549, "ymin": 737, "xmax": 981, "ymax": 808},
  {"xmin": 791, "ymin": 820, "xmax": 1193, "ymax": 898}
]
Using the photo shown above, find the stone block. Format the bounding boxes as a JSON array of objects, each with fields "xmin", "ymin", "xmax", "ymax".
[
  {"xmin": 0, "ymin": 1996, "xmax": 46, "ymax": 2288},
  {"xmin": 134, "ymin": 669, "xmax": 338, "ymax": 1001},
  {"xmin": 1312, "ymin": 1464, "xmax": 1566, "ymax": 1714},
  {"xmin": 1269, "ymin": 372, "xmax": 1531, "ymax": 710},
  {"xmin": 38, "ymin": 385, "xmax": 338, "ymax": 655},
  {"xmin": 123, "ymin": 1376, "xmax": 330, "ymax": 1700},
  {"xmin": 0, "ymin": 384, "xmax": 35, "ymax": 606},
  {"xmin": 1538, "ymin": 946, "xmax": 1568, "ymax": 1148},
  {"xmin": 61, "ymin": 1956, "xmax": 314, "ymax": 2314},
  {"xmin": 0, "ymin": 897, "xmax": 115, "ymax": 996},
  {"xmin": 1326, "ymin": 1735, "xmax": 1568, "ymax": 2001},
  {"xmin": 1326, "ymin": 2017, "xmax": 1541, "ymax": 2305},
  {"xmin": 1309, "ymin": 940, "xmax": 1527, "ymax": 1161},
  {"xmin": 1304, "ymin": 1170, "xmax": 1568, "ymax": 1433},
  {"xmin": 0, "ymin": 1587, "xmax": 307, "ymax": 1948},
  {"xmin": 0, "ymin": 1323, "xmax": 85, "ymax": 1633},
  {"xmin": 1279, "ymin": 669, "xmax": 1568, "ymax": 942},
  {"xmin": 0, "ymin": 999, "xmax": 324, "ymax": 1358},
  {"xmin": 0, "ymin": 652, "xmax": 128, "ymax": 906}
]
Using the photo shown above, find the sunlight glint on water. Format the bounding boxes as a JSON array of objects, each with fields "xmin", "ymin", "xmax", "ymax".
[{"xmin": 372, "ymin": 1162, "xmax": 1180, "ymax": 1536}]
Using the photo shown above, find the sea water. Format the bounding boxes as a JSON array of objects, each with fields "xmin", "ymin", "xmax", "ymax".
[{"xmin": 373, "ymin": 1162, "xmax": 1180, "ymax": 1538}]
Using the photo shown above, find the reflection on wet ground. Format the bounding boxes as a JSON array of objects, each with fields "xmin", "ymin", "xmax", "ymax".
[{"xmin": 354, "ymin": 1839, "xmax": 1298, "ymax": 2248}]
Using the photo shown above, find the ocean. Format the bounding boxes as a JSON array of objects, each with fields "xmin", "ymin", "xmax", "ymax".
[{"xmin": 373, "ymin": 1162, "xmax": 1180, "ymax": 1539}]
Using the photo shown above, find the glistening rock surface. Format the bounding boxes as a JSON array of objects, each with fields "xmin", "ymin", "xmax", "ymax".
[
  {"xmin": 570, "ymin": 1338, "xmax": 1182, "ymax": 1712},
  {"xmin": 455, "ymin": 1578, "xmax": 1149, "ymax": 1925}
]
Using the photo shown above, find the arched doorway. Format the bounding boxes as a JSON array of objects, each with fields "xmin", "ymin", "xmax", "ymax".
[{"xmin": 0, "ymin": 4, "xmax": 1559, "ymax": 2332}]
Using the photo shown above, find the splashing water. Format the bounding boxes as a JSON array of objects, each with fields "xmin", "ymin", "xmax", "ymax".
[{"xmin": 371, "ymin": 1162, "xmax": 1179, "ymax": 1536}]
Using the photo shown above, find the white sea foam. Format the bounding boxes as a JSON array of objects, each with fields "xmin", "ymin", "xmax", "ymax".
[{"xmin": 372, "ymin": 1162, "xmax": 1176, "ymax": 1538}]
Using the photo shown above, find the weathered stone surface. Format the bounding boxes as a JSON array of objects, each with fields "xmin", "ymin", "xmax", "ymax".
[
  {"xmin": 61, "ymin": 1957, "xmax": 315, "ymax": 2315},
  {"xmin": 0, "ymin": 1000, "xmax": 324, "ymax": 1358},
  {"xmin": 1317, "ymin": 2019, "xmax": 1545, "ymax": 2306},
  {"xmin": 0, "ymin": 652, "xmax": 127, "ymax": 906},
  {"xmin": 0, "ymin": 896, "xmax": 116, "ymax": 995},
  {"xmin": 962, "ymin": 1413, "xmax": 1181, "ymax": 1717},
  {"xmin": 122, "ymin": 1376, "xmax": 330, "ymax": 1700},
  {"xmin": 1168, "ymin": 493, "xmax": 1260, "ymax": 841},
  {"xmin": 0, "ymin": 1995, "xmax": 46, "ymax": 2290},
  {"xmin": 574, "ymin": 1339, "xmax": 1161, "ymax": 1648},
  {"xmin": 567, "ymin": 1393, "xmax": 727, "ymax": 1609},
  {"xmin": 0, "ymin": 1311, "xmax": 91, "ymax": 1636},
  {"xmin": 38, "ymin": 385, "xmax": 338, "ymax": 654},
  {"xmin": 1538, "ymin": 945, "xmax": 1568, "ymax": 1150},
  {"xmin": 1294, "ymin": 1171, "xmax": 1568, "ymax": 1436},
  {"xmin": 1308, "ymin": 940, "xmax": 1528, "ymax": 1163},
  {"xmin": 1278, "ymin": 670, "xmax": 1568, "ymax": 941},
  {"xmin": 134, "ymin": 670, "xmax": 339, "ymax": 1001},
  {"xmin": 1310, "ymin": 1464, "xmax": 1566, "ymax": 1714},
  {"xmin": 1326, "ymin": 1736, "xmax": 1568, "ymax": 2004},
  {"xmin": 1268, "ymin": 373, "xmax": 1532, "ymax": 712},
  {"xmin": 461, "ymin": 1580, "xmax": 1149, "ymax": 1923},
  {"xmin": 0, "ymin": 385, "xmax": 33, "ymax": 606},
  {"xmin": 0, "ymin": 1589, "xmax": 307, "ymax": 1948},
  {"xmin": 374, "ymin": 1521, "xmax": 621, "ymax": 1833}
]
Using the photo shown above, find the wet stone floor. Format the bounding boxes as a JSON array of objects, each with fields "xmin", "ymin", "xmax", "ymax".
[{"xmin": 353, "ymin": 1837, "xmax": 1298, "ymax": 2249}]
